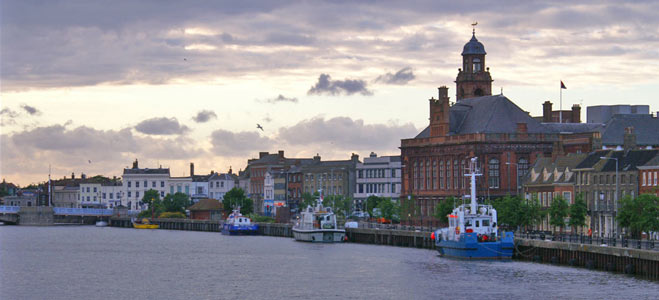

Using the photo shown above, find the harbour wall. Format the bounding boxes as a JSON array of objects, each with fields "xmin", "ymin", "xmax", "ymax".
[{"xmin": 107, "ymin": 218, "xmax": 658, "ymax": 280}]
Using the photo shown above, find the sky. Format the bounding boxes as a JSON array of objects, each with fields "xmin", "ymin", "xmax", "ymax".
[{"xmin": 2, "ymin": 0, "xmax": 659, "ymax": 186}]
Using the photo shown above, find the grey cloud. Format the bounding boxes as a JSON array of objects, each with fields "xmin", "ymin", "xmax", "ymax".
[
  {"xmin": 192, "ymin": 110, "xmax": 218, "ymax": 123},
  {"xmin": 21, "ymin": 104, "xmax": 41, "ymax": 115},
  {"xmin": 278, "ymin": 116, "xmax": 417, "ymax": 150},
  {"xmin": 210, "ymin": 129, "xmax": 274, "ymax": 156},
  {"xmin": 263, "ymin": 94, "xmax": 298, "ymax": 103},
  {"xmin": 307, "ymin": 74, "xmax": 373, "ymax": 96},
  {"xmin": 375, "ymin": 67, "xmax": 415, "ymax": 85},
  {"xmin": 135, "ymin": 117, "xmax": 189, "ymax": 135},
  {"xmin": 1, "ymin": 108, "xmax": 19, "ymax": 125}
]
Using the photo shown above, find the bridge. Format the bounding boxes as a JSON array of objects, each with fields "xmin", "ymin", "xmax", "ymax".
[{"xmin": 0, "ymin": 206, "xmax": 136, "ymax": 225}]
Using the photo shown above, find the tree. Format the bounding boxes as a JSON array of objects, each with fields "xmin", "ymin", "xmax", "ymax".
[
  {"xmin": 365, "ymin": 195, "xmax": 385, "ymax": 218},
  {"xmin": 140, "ymin": 189, "xmax": 161, "ymax": 207},
  {"xmin": 522, "ymin": 195, "xmax": 545, "ymax": 231},
  {"xmin": 493, "ymin": 196, "xmax": 524, "ymax": 230},
  {"xmin": 433, "ymin": 197, "xmax": 455, "ymax": 225},
  {"xmin": 323, "ymin": 195, "xmax": 352, "ymax": 217},
  {"xmin": 549, "ymin": 195, "xmax": 569, "ymax": 233},
  {"xmin": 300, "ymin": 191, "xmax": 318, "ymax": 210},
  {"xmin": 617, "ymin": 194, "xmax": 659, "ymax": 239},
  {"xmin": 568, "ymin": 193, "xmax": 587, "ymax": 234},
  {"xmin": 162, "ymin": 192, "xmax": 190, "ymax": 213},
  {"xmin": 401, "ymin": 195, "xmax": 421, "ymax": 224},
  {"xmin": 222, "ymin": 188, "xmax": 253, "ymax": 215},
  {"xmin": 376, "ymin": 198, "xmax": 399, "ymax": 223}
]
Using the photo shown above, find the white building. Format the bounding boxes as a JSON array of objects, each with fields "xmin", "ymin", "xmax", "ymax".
[
  {"xmin": 101, "ymin": 184, "xmax": 123, "ymax": 208},
  {"xmin": 122, "ymin": 159, "xmax": 170, "ymax": 211},
  {"xmin": 167, "ymin": 177, "xmax": 192, "ymax": 198},
  {"xmin": 209, "ymin": 173, "xmax": 237, "ymax": 200},
  {"xmin": 263, "ymin": 171, "xmax": 274, "ymax": 216},
  {"xmin": 354, "ymin": 153, "xmax": 402, "ymax": 205},
  {"xmin": 53, "ymin": 186, "xmax": 79, "ymax": 208},
  {"xmin": 79, "ymin": 182, "xmax": 103, "ymax": 208}
]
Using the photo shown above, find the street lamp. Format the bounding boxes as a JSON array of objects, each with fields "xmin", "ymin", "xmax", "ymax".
[
  {"xmin": 505, "ymin": 162, "xmax": 520, "ymax": 196},
  {"xmin": 600, "ymin": 156, "xmax": 618, "ymax": 237}
]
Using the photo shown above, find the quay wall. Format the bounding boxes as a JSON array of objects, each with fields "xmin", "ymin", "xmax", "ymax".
[
  {"xmin": 107, "ymin": 218, "xmax": 658, "ymax": 280},
  {"xmin": 515, "ymin": 238, "xmax": 659, "ymax": 280}
]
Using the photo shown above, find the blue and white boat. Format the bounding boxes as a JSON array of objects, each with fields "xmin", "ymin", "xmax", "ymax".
[
  {"xmin": 433, "ymin": 157, "xmax": 514, "ymax": 259},
  {"xmin": 222, "ymin": 209, "xmax": 258, "ymax": 235}
]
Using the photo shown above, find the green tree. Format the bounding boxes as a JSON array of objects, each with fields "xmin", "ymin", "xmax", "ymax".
[
  {"xmin": 365, "ymin": 195, "xmax": 385, "ymax": 218},
  {"xmin": 323, "ymin": 195, "xmax": 352, "ymax": 217},
  {"xmin": 493, "ymin": 196, "xmax": 524, "ymax": 230},
  {"xmin": 521, "ymin": 195, "xmax": 546, "ymax": 231},
  {"xmin": 140, "ymin": 189, "xmax": 161, "ymax": 208},
  {"xmin": 376, "ymin": 198, "xmax": 399, "ymax": 222},
  {"xmin": 568, "ymin": 193, "xmax": 587, "ymax": 234},
  {"xmin": 549, "ymin": 195, "xmax": 569, "ymax": 233},
  {"xmin": 433, "ymin": 197, "xmax": 456, "ymax": 225},
  {"xmin": 162, "ymin": 192, "xmax": 190, "ymax": 213},
  {"xmin": 617, "ymin": 194, "xmax": 659, "ymax": 239},
  {"xmin": 222, "ymin": 188, "xmax": 253, "ymax": 215},
  {"xmin": 401, "ymin": 195, "xmax": 421, "ymax": 224}
]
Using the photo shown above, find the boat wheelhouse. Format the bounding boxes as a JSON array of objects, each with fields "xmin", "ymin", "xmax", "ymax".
[
  {"xmin": 292, "ymin": 196, "xmax": 345, "ymax": 243},
  {"xmin": 222, "ymin": 209, "xmax": 258, "ymax": 235}
]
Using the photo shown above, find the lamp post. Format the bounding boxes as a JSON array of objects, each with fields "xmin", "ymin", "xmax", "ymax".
[
  {"xmin": 600, "ymin": 156, "xmax": 618, "ymax": 237},
  {"xmin": 505, "ymin": 162, "xmax": 520, "ymax": 196}
]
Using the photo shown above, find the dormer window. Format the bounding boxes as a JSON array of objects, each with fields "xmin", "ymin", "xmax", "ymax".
[{"xmin": 472, "ymin": 58, "xmax": 481, "ymax": 72}]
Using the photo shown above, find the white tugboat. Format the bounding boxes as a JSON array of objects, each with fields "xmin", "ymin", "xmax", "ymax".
[{"xmin": 292, "ymin": 192, "xmax": 345, "ymax": 243}]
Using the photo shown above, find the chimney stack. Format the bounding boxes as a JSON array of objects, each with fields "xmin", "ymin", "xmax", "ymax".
[
  {"xmin": 571, "ymin": 104, "xmax": 581, "ymax": 123},
  {"xmin": 429, "ymin": 86, "xmax": 450, "ymax": 137},
  {"xmin": 259, "ymin": 152, "xmax": 268, "ymax": 159},
  {"xmin": 132, "ymin": 159, "xmax": 139, "ymax": 169},
  {"xmin": 314, "ymin": 153, "xmax": 321, "ymax": 163},
  {"xmin": 623, "ymin": 126, "xmax": 636, "ymax": 150},
  {"xmin": 278, "ymin": 150, "xmax": 284, "ymax": 158},
  {"xmin": 71, "ymin": 172, "xmax": 75, "ymax": 179},
  {"xmin": 351, "ymin": 153, "xmax": 360, "ymax": 163},
  {"xmin": 543, "ymin": 101, "xmax": 553, "ymax": 123},
  {"xmin": 190, "ymin": 162, "xmax": 195, "ymax": 176}
]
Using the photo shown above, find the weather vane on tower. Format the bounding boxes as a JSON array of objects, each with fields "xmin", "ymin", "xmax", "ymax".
[{"xmin": 471, "ymin": 21, "xmax": 478, "ymax": 34}]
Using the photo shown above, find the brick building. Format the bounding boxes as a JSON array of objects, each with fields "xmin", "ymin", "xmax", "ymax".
[{"xmin": 638, "ymin": 156, "xmax": 659, "ymax": 196}]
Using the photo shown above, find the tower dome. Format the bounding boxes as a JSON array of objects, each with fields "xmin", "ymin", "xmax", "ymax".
[{"xmin": 461, "ymin": 32, "xmax": 486, "ymax": 55}]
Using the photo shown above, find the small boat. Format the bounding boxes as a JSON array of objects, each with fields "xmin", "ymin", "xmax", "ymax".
[
  {"xmin": 433, "ymin": 157, "xmax": 514, "ymax": 259},
  {"xmin": 293, "ymin": 193, "xmax": 345, "ymax": 243},
  {"xmin": 221, "ymin": 208, "xmax": 258, "ymax": 235},
  {"xmin": 95, "ymin": 220, "xmax": 108, "ymax": 227},
  {"xmin": 132, "ymin": 218, "xmax": 159, "ymax": 229}
]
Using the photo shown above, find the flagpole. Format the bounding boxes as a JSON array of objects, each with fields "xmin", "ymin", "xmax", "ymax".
[{"xmin": 559, "ymin": 82, "xmax": 562, "ymax": 123}]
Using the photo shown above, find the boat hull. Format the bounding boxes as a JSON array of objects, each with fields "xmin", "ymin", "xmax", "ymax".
[
  {"xmin": 436, "ymin": 231, "xmax": 514, "ymax": 259},
  {"xmin": 95, "ymin": 221, "xmax": 108, "ymax": 227},
  {"xmin": 221, "ymin": 224, "xmax": 259, "ymax": 235},
  {"xmin": 133, "ymin": 223, "xmax": 159, "ymax": 229},
  {"xmin": 292, "ymin": 229, "xmax": 345, "ymax": 243}
]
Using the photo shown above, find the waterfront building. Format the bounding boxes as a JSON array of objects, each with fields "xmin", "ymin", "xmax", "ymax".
[
  {"xmin": 263, "ymin": 171, "xmax": 275, "ymax": 216},
  {"xmin": 237, "ymin": 170, "xmax": 250, "ymax": 196},
  {"xmin": 638, "ymin": 155, "xmax": 659, "ymax": 196},
  {"xmin": 79, "ymin": 182, "xmax": 102, "ymax": 208},
  {"xmin": 52, "ymin": 185, "xmax": 79, "ymax": 208},
  {"xmin": 122, "ymin": 159, "xmax": 170, "ymax": 211},
  {"xmin": 573, "ymin": 149, "xmax": 658, "ymax": 237},
  {"xmin": 286, "ymin": 165, "xmax": 303, "ymax": 210},
  {"xmin": 273, "ymin": 171, "xmax": 287, "ymax": 209},
  {"xmin": 522, "ymin": 153, "xmax": 587, "ymax": 233},
  {"xmin": 101, "ymin": 183, "xmax": 123, "ymax": 208},
  {"xmin": 208, "ymin": 171, "xmax": 237, "ymax": 200},
  {"xmin": 188, "ymin": 198, "xmax": 223, "ymax": 221},
  {"xmin": 587, "ymin": 105, "xmax": 650, "ymax": 124},
  {"xmin": 354, "ymin": 152, "xmax": 401, "ymax": 207},
  {"xmin": 301, "ymin": 153, "xmax": 359, "ymax": 201},
  {"xmin": 2, "ymin": 193, "xmax": 37, "ymax": 207}
]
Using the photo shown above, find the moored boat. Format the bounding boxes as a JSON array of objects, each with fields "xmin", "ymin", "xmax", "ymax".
[
  {"xmin": 132, "ymin": 218, "xmax": 159, "ymax": 229},
  {"xmin": 222, "ymin": 209, "xmax": 258, "ymax": 235},
  {"xmin": 293, "ymin": 195, "xmax": 345, "ymax": 243},
  {"xmin": 95, "ymin": 220, "xmax": 108, "ymax": 227},
  {"xmin": 433, "ymin": 157, "xmax": 514, "ymax": 259}
]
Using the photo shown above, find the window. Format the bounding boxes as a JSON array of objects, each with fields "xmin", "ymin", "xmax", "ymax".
[
  {"xmin": 447, "ymin": 160, "xmax": 452, "ymax": 189},
  {"xmin": 128, "ymin": 191, "xmax": 131, "ymax": 198},
  {"xmin": 655, "ymin": 171, "xmax": 658, "ymax": 185},
  {"xmin": 93, "ymin": 196, "xmax": 97, "ymax": 201},
  {"xmin": 160, "ymin": 191, "xmax": 164, "ymax": 197},
  {"xmin": 102, "ymin": 193, "xmax": 106, "ymax": 199},
  {"xmin": 453, "ymin": 160, "xmax": 459, "ymax": 190},
  {"xmin": 432, "ymin": 160, "xmax": 437, "ymax": 190},
  {"xmin": 472, "ymin": 58, "xmax": 481, "ymax": 72},
  {"xmin": 87, "ymin": 196, "xmax": 90, "ymax": 201},
  {"xmin": 93, "ymin": 187, "xmax": 97, "ymax": 192},
  {"xmin": 221, "ymin": 182, "xmax": 224, "ymax": 188},
  {"xmin": 161, "ymin": 181, "xmax": 165, "ymax": 187},
  {"xmin": 144, "ymin": 180, "xmax": 147, "ymax": 188},
  {"xmin": 170, "ymin": 186, "xmax": 174, "ymax": 194},
  {"xmin": 563, "ymin": 192, "xmax": 572, "ymax": 204},
  {"xmin": 391, "ymin": 169, "xmax": 396, "ymax": 178},
  {"xmin": 136, "ymin": 181, "xmax": 140, "ymax": 188},
  {"xmin": 128, "ymin": 181, "xmax": 131, "ymax": 188},
  {"xmin": 413, "ymin": 161, "xmax": 418, "ymax": 190},
  {"xmin": 488, "ymin": 158, "xmax": 500, "ymax": 188},
  {"xmin": 439, "ymin": 161, "xmax": 444, "ymax": 189},
  {"xmin": 185, "ymin": 185, "xmax": 189, "ymax": 194},
  {"xmin": 136, "ymin": 191, "xmax": 140, "ymax": 198},
  {"xmin": 518, "ymin": 158, "xmax": 529, "ymax": 188},
  {"xmin": 461, "ymin": 160, "xmax": 466, "ymax": 190},
  {"xmin": 109, "ymin": 193, "xmax": 113, "ymax": 199},
  {"xmin": 86, "ymin": 187, "xmax": 90, "ymax": 192},
  {"xmin": 152, "ymin": 181, "xmax": 156, "ymax": 188},
  {"xmin": 177, "ymin": 185, "xmax": 182, "ymax": 193},
  {"xmin": 643, "ymin": 172, "xmax": 647, "ymax": 186},
  {"xmin": 425, "ymin": 160, "xmax": 430, "ymax": 190}
]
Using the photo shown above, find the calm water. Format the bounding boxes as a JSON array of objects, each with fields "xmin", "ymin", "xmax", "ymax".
[{"xmin": 1, "ymin": 226, "xmax": 657, "ymax": 300}]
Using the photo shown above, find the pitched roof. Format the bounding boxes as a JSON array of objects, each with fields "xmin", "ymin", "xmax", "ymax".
[
  {"xmin": 600, "ymin": 114, "xmax": 659, "ymax": 146},
  {"xmin": 450, "ymin": 95, "xmax": 549, "ymax": 134},
  {"xmin": 209, "ymin": 173, "xmax": 238, "ymax": 181},
  {"xmin": 123, "ymin": 168, "xmax": 170, "ymax": 175},
  {"xmin": 542, "ymin": 123, "xmax": 604, "ymax": 134},
  {"xmin": 576, "ymin": 149, "xmax": 659, "ymax": 172},
  {"xmin": 188, "ymin": 198, "xmax": 223, "ymax": 211},
  {"xmin": 524, "ymin": 153, "xmax": 587, "ymax": 185}
]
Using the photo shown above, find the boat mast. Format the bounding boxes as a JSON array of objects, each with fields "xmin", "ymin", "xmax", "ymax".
[{"xmin": 467, "ymin": 157, "xmax": 482, "ymax": 215}]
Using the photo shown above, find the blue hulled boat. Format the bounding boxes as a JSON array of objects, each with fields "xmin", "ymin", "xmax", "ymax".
[
  {"xmin": 222, "ymin": 209, "xmax": 258, "ymax": 235},
  {"xmin": 433, "ymin": 157, "xmax": 514, "ymax": 259}
]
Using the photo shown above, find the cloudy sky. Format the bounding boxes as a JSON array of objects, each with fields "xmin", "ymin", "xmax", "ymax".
[{"xmin": 2, "ymin": 0, "xmax": 658, "ymax": 186}]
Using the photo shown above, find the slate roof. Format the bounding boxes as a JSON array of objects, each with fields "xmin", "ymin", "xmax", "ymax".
[
  {"xmin": 600, "ymin": 114, "xmax": 659, "ymax": 146},
  {"xmin": 414, "ymin": 94, "xmax": 550, "ymax": 138},
  {"xmin": 192, "ymin": 175, "xmax": 212, "ymax": 182},
  {"xmin": 209, "ymin": 173, "xmax": 238, "ymax": 181},
  {"xmin": 188, "ymin": 198, "xmax": 223, "ymax": 211},
  {"xmin": 247, "ymin": 153, "xmax": 314, "ymax": 166},
  {"xmin": 524, "ymin": 153, "xmax": 587, "ymax": 186},
  {"xmin": 123, "ymin": 168, "xmax": 170, "ymax": 175},
  {"xmin": 575, "ymin": 149, "xmax": 659, "ymax": 172},
  {"xmin": 542, "ymin": 123, "xmax": 604, "ymax": 134}
]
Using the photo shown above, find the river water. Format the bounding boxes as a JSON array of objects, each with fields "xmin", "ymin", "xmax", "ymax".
[{"xmin": 1, "ymin": 226, "xmax": 657, "ymax": 300}]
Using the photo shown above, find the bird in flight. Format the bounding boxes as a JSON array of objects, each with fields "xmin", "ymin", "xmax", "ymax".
[{"xmin": 256, "ymin": 124, "xmax": 264, "ymax": 131}]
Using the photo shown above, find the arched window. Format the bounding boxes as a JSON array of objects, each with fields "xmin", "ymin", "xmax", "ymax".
[
  {"xmin": 488, "ymin": 158, "xmax": 500, "ymax": 188},
  {"xmin": 447, "ymin": 160, "xmax": 452, "ymax": 189},
  {"xmin": 461, "ymin": 159, "xmax": 466, "ymax": 190},
  {"xmin": 413, "ymin": 161, "xmax": 418, "ymax": 190},
  {"xmin": 425, "ymin": 160, "xmax": 431, "ymax": 190},
  {"xmin": 453, "ymin": 160, "xmax": 459, "ymax": 190},
  {"xmin": 432, "ymin": 160, "xmax": 437, "ymax": 190},
  {"xmin": 439, "ymin": 161, "xmax": 444, "ymax": 189},
  {"xmin": 474, "ymin": 88, "xmax": 484, "ymax": 96},
  {"xmin": 472, "ymin": 58, "xmax": 482, "ymax": 72}
]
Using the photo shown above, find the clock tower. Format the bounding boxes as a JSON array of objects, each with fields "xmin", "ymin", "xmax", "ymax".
[{"xmin": 455, "ymin": 30, "xmax": 493, "ymax": 101}]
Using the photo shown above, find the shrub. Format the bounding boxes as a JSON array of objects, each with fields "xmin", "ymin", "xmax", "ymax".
[
  {"xmin": 250, "ymin": 214, "xmax": 275, "ymax": 223},
  {"xmin": 159, "ymin": 211, "xmax": 186, "ymax": 219}
]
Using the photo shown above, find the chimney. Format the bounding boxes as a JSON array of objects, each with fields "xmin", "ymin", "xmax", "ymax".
[
  {"xmin": 543, "ymin": 101, "xmax": 553, "ymax": 123},
  {"xmin": 81, "ymin": 173, "xmax": 87, "ymax": 179},
  {"xmin": 190, "ymin": 162, "xmax": 195, "ymax": 176},
  {"xmin": 132, "ymin": 159, "xmax": 139, "ymax": 169},
  {"xmin": 571, "ymin": 104, "xmax": 581, "ymax": 123},
  {"xmin": 259, "ymin": 152, "xmax": 268, "ymax": 159},
  {"xmin": 351, "ymin": 153, "xmax": 360, "ymax": 163},
  {"xmin": 71, "ymin": 172, "xmax": 75, "ymax": 179},
  {"xmin": 228, "ymin": 166, "xmax": 233, "ymax": 175},
  {"xmin": 278, "ymin": 150, "xmax": 284, "ymax": 158},
  {"xmin": 430, "ymin": 86, "xmax": 450, "ymax": 137},
  {"xmin": 623, "ymin": 126, "xmax": 636, "ymax": 150},
  {"xmin": 369, "ymin": 152, "xmax": 377, "ymax": 158},
  {"xmin": 313, "ymin": 153, "xmax": 321, "ymax": 163},
  {"xmin": 516, "ymin": 122, "xmax": 528, "ymax": 133}
]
